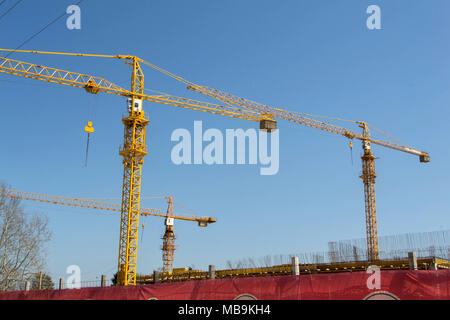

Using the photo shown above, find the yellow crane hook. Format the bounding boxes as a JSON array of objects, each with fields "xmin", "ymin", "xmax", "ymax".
[{"xmin": 84, "ymin": 121, "xmax": 94, "ymax": 167}]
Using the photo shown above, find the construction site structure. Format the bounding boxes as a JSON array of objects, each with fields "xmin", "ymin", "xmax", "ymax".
[
  {"xmin": 0, "ymin": 48, "xmax": 429, "ymax": 281},
  {"xmin": 137, "ymin": 256, "xmax": 450, "ymax": 285}
]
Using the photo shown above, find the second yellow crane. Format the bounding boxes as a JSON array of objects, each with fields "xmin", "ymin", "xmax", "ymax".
[{"xmin": 2, "ymin": 189, "xmax": 213, "ymax": 274}]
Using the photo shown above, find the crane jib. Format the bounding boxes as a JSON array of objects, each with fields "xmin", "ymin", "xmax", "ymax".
[{"xmin": 368, "ymin": 139, "xmax": 430, "ymax": 162}]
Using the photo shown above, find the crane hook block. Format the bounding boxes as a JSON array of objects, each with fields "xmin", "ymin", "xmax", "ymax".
[
  {"xmin": 84, "ymin": 121, "xmax": 94, "ymax": 133},
  {"xmin": 260, "ymin": 119, "xmax": 277, "ymax": 132},
  {"xmin": 85, "ymin": 80, "xmax": 100, "ymax": 94}
]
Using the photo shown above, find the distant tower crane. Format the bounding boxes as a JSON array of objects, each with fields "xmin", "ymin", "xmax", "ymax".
[
  {"xmin": 162, "ymin": 196, "xmax": 176, "ymax": 273},
  {"xmin": 2, "ymin": 189, "xmax": 214, "ymax": 273}
]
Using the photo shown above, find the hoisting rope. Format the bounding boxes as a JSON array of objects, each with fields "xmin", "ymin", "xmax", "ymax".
[{"xmin": 84, "ymin": 121, "xmax": 94, "ymax": 167}]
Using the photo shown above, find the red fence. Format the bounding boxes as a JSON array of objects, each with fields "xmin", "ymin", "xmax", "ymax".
[{"xmin": 0, "ymin": 270, "xmax": 448, "ymax": 300}]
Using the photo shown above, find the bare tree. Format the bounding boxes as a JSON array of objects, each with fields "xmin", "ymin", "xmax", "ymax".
[
  {"xmin": 0, "ymin": 185, "xmax": 51, "ymax": 291},
  {"xmin": 30, "ymin": 272, "xmax": 54, "ymax": 290}
]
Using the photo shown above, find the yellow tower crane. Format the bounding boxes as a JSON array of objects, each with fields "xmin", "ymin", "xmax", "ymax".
[
  {"xmin": 2, "ymin": 189, "xmax": 214, "ymax": 274},
  {"xmin": 139, "ymin": 62, "xmax": 430, "ymax": 263},
  {"xmin": 0, "ymin": 48, "xmax": 267, "ymax": 286},
  {"xmin": 162, "ymin": 196, "xmax": 175, "ymax": 273}
]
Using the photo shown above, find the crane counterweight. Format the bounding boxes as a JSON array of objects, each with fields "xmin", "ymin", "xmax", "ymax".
[
  {"xmin": 260, "ymin": 119, "xmax": 277, "ymax": 132},
  {"xmin": 420, "ymin": 154, "xmax": 430, "ymax": 163}
]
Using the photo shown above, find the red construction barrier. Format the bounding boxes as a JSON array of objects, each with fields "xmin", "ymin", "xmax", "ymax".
[{"xmin": 0, "ymin": 270, "xmax": 448, "ymax": 300}]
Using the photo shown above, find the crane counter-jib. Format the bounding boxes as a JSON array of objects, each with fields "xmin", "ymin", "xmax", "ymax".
[{"xmin": 367, "ymin": 138, "xmax": 430, "ymax": 162}]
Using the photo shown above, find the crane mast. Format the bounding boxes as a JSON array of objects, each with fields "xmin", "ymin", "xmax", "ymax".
[
  {"xmin": 162, "ymin": 197, "xmax": 176, "ymax": 273},
  {"xmin": 117, "ymin": 57, "xmax": 148, "ymax": 286},
  {"xmin": 358, "ymin": 122, "xmax": 379, "ymax": 262}
]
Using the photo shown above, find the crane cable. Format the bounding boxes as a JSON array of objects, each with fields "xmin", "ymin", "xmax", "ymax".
[
  {"xmin": 0, "ymin": 0, "xmax": 23, "ymax": 22},
  {"xmin": 84, "ymin": 94, "xmax": 98, "ymax": 167},
  {"xmin": 141, "ymin": 58, "xmax": 409, "ymax": 147},
  {"xmin": 141, "ymin": 60, "xmax": 195, "ymax": 87},
  {"xmin": 4, "ymin": 0, "xmax": 85, "ymax": 58},
  {"xmin": 366, "ymin": 123, "xmax": 406, "ymax": 146},
  {"xmin": 84, "ymin": 121, "xmax": 94, "ymax": 167},
  {"xmin": 172, "ymin": 199, "xmax": 200, "ymax": 219},
  {"xmin": 85, "ymin": 132, "xmax": 90, "ymax": 167}
]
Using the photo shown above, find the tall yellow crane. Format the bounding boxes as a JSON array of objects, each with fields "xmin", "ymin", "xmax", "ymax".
[
  {"xmin": 0, "ymin": 48, "xmax": 268, "ymax": 286},
  {"xmin": 2, "ymin": 189, "xmax": 214, "ymax": 273},
  {"xmin": 139, "ymin": 62, "xmax": 431, "ymax": 263}
]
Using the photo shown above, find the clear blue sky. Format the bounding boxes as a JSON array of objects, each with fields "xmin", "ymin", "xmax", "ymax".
[{"xmin": 0, "ymin": 0, "xmax": 449, "ymax": 283}]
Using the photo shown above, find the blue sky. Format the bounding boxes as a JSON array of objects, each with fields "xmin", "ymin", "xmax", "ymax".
[{"xmin": 0, "ymin": 0, "xmax": 449, "ymax": 283}]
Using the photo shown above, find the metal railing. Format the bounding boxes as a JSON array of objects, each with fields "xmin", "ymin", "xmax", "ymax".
[
  {"xmin": 2, "ymin": 253, "xmax": 448, "ymax": 292},
  {"xmin": 135, "ymin": 255, "xmax": 450, "ymax": 285}
]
